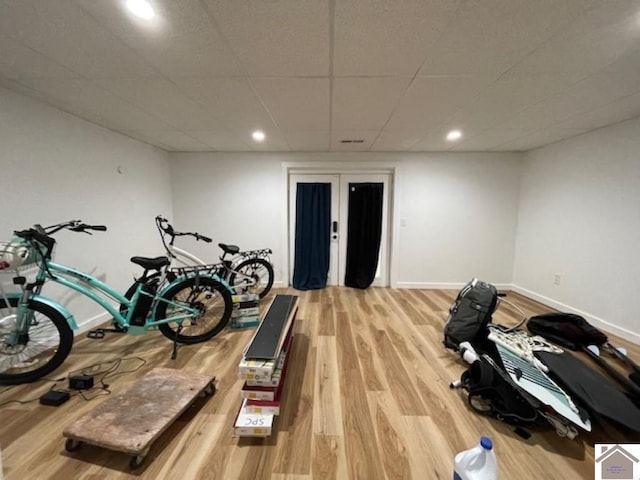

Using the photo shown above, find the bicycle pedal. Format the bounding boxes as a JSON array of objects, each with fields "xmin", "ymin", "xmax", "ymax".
[{"xmin": 87, "ymin": 329, "xmax": 105, "ymax": 339}]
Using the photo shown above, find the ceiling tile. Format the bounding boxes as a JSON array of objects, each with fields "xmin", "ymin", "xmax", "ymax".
[
  {"xmin": 385, "ymin": 75, "xmax": 492, "ymax": 131},
  {"xmin": 553, "ymin": 92, "xmax": 640, "ymax": 131},
  {"xmin": 419, "ymin": 0, "xmax": 591, "ymax": 76},
  {"xmin": 94, "ymin": 77, "xmax": 227, "ymax": 131},
  {"xmin": 184, "ymin": 130, "xmax": 252, "ymax": 151},
  {"xmin": 283, "ymin": 131, "xmax": 330, "ymax": 151},
  {"xmin": 330, "ymin": 130, "xmax": 378, "ymax": 151},
  {"xmin": 371, "ymin": 130, "xmax": 423, "ymax": 151},
  {"xmin": 203, "ymin": 0, "xmax": 330, "ymax": 76},
  {"xmin": 12, "ymin": 78, "xmax": 172, "ymax": 131},
  {"xmin": 0, "ymin": 33, "xmax": 79, "ymax": 79},
  {"xmin": 440, "ymin": 71, "xmax": 583, "ymax": 132},
  {"xmin": 509, "ymin": 1, "xmax": 640, "ymax": 77},
  {"xmin": 0, "ymin": 0, "xmax": 159, "ymax": 78},
  {"xmin": 126, "ymin": 130, "xmax": 209, "ymax": 151},
  {"xmin": 174, "ymin": 77, "xmax": 278, "ymax": 133},
  {"xmin": 450, "ymin": 129, "xmax": 536, "ymax": 151},
  {"xmin": 251, "ymin": 78, "xmax": 330, "ymax": 131},
  {"xmin": 74, "ymin": 0, "xmax": 243, "ymax": 78},
  {"xmin": 332, "ymin": 77, "xmax": 411, "ymax": 130},
  {"xmin": 410, "ymin": 131, "xmax": 455, "ymax": 151},
  {"xmin": 498, "ymin": 128, "xmax": 590, "ymax": 151},
  {"xmin": 333, "ymin": 0, "xmax": 459, "ymax": 76}
]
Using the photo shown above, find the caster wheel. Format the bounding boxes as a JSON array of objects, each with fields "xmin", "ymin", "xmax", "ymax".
[
  {"xmin": 65, "ymin": 439, "xmax": 83, "ymax": 452},
  {"xmin": 130, "ymin": 455, "xmax": 145, "ymax": 469},
  {"xmin": 204, "ymin": 384, "xmax": 216, "ymax": 396}
]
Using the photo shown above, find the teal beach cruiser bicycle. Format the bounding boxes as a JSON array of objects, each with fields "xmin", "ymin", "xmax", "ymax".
[{"xmin": 0, "ymin": 220, "xmax": 232, "ymax": 385}]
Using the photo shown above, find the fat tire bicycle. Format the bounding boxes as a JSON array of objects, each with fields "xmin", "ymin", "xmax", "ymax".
[
  {"xmin": 121, "ymin": 217, "xmax": 274, "ymax": 310},
  {"xmin": 0, "ymin": 221, "xmax": 232, "ymax": 385}
]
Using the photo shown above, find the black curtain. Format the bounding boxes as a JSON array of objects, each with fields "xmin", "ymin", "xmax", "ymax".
[
  {"xmin": 344, "ymin": 183, "xmax": 383, "ymax": 289},
  {"xmin": 292, "ymin": 183, "xmax": 331, "ymax": 290}
]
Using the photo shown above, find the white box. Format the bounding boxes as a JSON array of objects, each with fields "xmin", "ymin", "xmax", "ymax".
[{"xmin": 234, "ymin": 400, "xmax": 274, "ymax": 437}]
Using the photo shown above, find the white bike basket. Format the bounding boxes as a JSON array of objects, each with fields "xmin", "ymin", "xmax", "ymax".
[{"xmin": 0, "ymin": 239, "xmax": 41, "ymax": 274}]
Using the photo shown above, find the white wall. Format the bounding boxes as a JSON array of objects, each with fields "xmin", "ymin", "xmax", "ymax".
[
  {"xmin": 514, "ymin": 117, "xmax": 640, "ymax": 340},
  {"xmin": 169, "ymin": 152, "xmax": 522, "ymax": 289},
  {"xmin": 0, "ymin": 87, "xmax": 173, "ymax": 329}
]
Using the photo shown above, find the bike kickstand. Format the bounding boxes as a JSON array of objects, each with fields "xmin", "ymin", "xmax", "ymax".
[{"xmin": 171, "ymin": 325, "xmax": 183, "ymax": 360}]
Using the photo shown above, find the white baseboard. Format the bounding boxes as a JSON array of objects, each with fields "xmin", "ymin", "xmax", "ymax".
[
  {"xmin": 511, "ymin": 285, "xmax": 640, "ymax": 345},
  {"xmin": 75, "ymin": 311, "xmax": 111, "ymax": 335},
  {"xmin": 395, "ymin": 281, "xmax": 513, "ymax": 290}
]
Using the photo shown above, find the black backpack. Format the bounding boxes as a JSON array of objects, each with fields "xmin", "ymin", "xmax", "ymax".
[
  {"xmin": 460, "ymin": 356, "xmax": 541, "ymax": 426},
  {"xmin": 444, "ymin": 279, "xmax": 498, "ymax": 350}
]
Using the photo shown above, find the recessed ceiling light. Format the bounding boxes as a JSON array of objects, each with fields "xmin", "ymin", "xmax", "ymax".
[
  {"xmin": 126, "ymin": 0, "xmax": 155, "ymax": 20},
  {"xmin": 446, "ymin": 129, "xmax": 462, "ymax": 141},
  {"xmin": 252, "ymin": 130, "xmax": 266, "ymax": 142}
]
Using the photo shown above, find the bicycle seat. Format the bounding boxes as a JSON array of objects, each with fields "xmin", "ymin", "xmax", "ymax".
[
  {"xmin": 218, "ymin": 243, "xmax": 240, "ymax": 255},
  {"xmin": 130, "ymin": 256, "xmax": 170, "ymax": 270}
]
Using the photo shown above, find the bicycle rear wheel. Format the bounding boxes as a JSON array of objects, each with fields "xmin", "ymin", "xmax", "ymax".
[
  {"xmin": 229, "ymin": 258, "xmax": 274, "ymax": 299},
  {"xmin": 155, "ymin": 276, "xmax": 232, "ymax": 344},
  {"xmin": 0, "ymin": 298, "xmax": 73, "ymax": 385}
]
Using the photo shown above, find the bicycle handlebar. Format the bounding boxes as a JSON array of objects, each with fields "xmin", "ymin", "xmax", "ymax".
[
  {"xmin": 13, "ymin": 220, "xmax": 107, "ymax": 259},
  {"xmin": 155, "ymin": 215, "xmax": 212, "ymax": 243}
]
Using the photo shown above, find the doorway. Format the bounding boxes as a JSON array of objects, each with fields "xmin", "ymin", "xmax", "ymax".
[{"xmin": 288, "ymin": 173, "xmax": 391, "ymax": 288}]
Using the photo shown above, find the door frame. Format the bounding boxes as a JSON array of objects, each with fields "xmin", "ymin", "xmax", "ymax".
[{"xmin": 282, "ymin": 162, "xmax": 399, "ymax": 288}]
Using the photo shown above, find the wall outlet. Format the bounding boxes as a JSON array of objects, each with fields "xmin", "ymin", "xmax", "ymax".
[{"xmin": 553, "ymin": 274, "xmax": 561, "ymax": 285}]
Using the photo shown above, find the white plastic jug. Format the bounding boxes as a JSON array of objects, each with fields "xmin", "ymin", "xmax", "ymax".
[{"xmin": 453, "ymin": 436, "xmax": 498, "ymax": 480}]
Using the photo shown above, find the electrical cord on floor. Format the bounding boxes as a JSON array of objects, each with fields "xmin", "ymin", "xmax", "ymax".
[
  {"xmin": 0, "ymin": 376, "xmax": 67, "ymax": 407},
  {"xmin": 0, "ymin": 357, "xmax": 147, "ymax": 406}
]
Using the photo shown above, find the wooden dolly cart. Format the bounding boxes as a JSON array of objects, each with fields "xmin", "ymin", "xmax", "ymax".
[{"xmin": 63, "ymin": 367, "xmax": 216, "ymax": 469}]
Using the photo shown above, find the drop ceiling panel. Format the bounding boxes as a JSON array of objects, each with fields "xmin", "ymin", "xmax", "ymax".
[
  {"xmin": 450, "ymin": 129, "xmax": 536, "ymax": 151},
  {"xmin": 203, "ymin": 0, "xmax": 330, "ymax": 76},
  {"xmin": 410, "ymin": 131, "xmax": 455, "ymax": 151},
  {"xmin": 498, "ymin": 128, "xmax": 591, "ymax": 151},
  {"xmin": 174, "ymin": 78, "xmax": 279, "ymax": 134},
  {"xmin": 74, "ymin": 0, "xmax": 243, "ymax": 78},
  {"xmin": 0, "ymin": 0, "xmax": 159, "ymax": 78},
  {"xmin": 441, "ymin": 71, "xmax": 581, "ymax": 133},
  {"xmin": 184, "ymin": 130, "xmax": 252, "ymax": 151},
  {"xmin": 125, "ymin": 130, "xmax": 209, "ymax": 151},
  {"xmin": 333, "ymin": 0, "xmax": 459, "ymax": 76},
  {"xmin": 251, "ymin": 78, "xmax": 330, "ymax": 131},
  {"xmin": 418, "ymin": 0, "xmax": 590, "ymax": 76},
  {"xmin": 553, "ymin": 92, "xmax": 640, "ymax": 131},
  {"xmin": 332, "ymin": 77, "xmax": 412, "ymax": 131},
  {"xmin": 94, "ymin": 77, "xmax": 227, "ymax": 131},
  {"xmin": 371, "ymin": 130, "xmax": 423, "ymax": 151},
  {"xmin": 385, "ymin": 76, "xmax": 492, "ymax": 131},
  {"xmin": 13, "ymin": 78, "xmax": 173, "ymax": 132},
  {"xmin": 283, "ymin": 131, "xmax": 330, "ymax": 151},
  {"xmin": 0, "ymin": 34, "xmax": 79, "ymax": 79},
  {"xmin": 509, "ymin": 1, "xmax": 640, "ymax": 77}
]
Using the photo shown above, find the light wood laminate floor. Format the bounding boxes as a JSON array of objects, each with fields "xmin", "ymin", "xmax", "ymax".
[{"xmin": 1, "ymin": 287, "xmax": 639, "ymax": 479}]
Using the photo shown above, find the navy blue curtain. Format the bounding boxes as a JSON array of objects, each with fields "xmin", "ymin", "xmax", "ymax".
[
  {"xmin": 292, "ymin": 183, "xmax": 331, "ymax": 290},
  {"xmin": 344, "ymin": 183, "xmax": 383, "ymax": 289}
]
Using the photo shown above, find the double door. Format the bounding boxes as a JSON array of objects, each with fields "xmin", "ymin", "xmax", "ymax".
[{"xmin": 288, "ymin": 173, "xmax": 390, "ymax": 287}]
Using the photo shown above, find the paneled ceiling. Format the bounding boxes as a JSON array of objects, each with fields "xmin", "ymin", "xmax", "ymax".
[{"xmin": 1, "ymin": 0, "xmax": 640, "ymax": 152}]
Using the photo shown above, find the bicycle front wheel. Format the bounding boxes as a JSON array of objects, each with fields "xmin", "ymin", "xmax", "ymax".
[
  {"xmin": 229, "ymin": 258, "xmax": 274, "ymax": 299},
  {"xmin": 0, "ymin": 298, "xmax": 74, "ymax": 385},
  {"xmin": 155, "ymin": 276, "xmax": 232, "ymax": 344}
]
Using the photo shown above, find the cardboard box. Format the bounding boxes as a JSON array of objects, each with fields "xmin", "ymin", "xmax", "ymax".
[{"xmin": 234, "ymin": 399, "xmax": 274, "ymax": 437}]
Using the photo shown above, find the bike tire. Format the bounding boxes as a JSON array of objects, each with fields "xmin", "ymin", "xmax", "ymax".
[
  {"xmin": 0, "ymin": 298, "xmax": 74, "ymax": 385},
  {"xmin": 155, "ymin": 276, "xmax": 232, "ymax": 344},
  {"xmin": 229, "ymin": 258, "xmax": 274, "ymax": 299}
]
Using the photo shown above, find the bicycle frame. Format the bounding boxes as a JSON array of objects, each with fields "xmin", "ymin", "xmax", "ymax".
[{"xmin": 11, "ymin": 258, "xmax": 205, "ymax": 335}]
